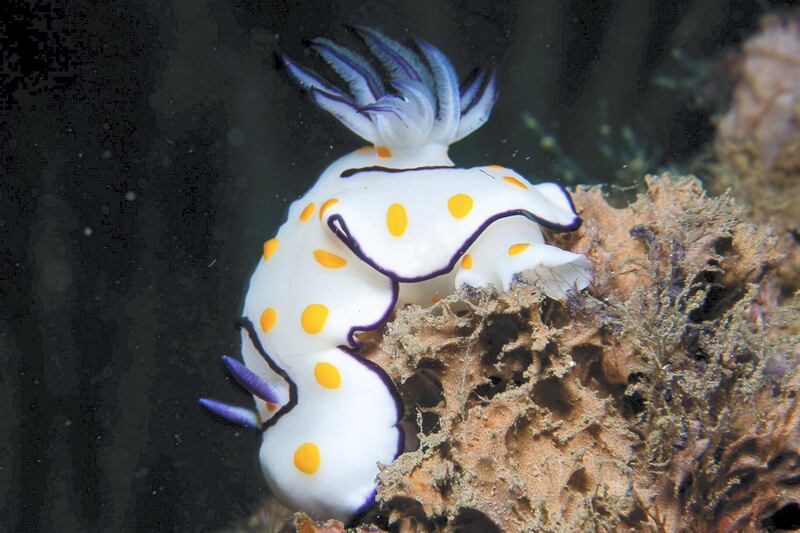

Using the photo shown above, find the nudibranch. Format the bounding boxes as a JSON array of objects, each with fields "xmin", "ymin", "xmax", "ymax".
[{"xmin": 200, "ymin": 27, "xmax": 592, "ymax": 523}]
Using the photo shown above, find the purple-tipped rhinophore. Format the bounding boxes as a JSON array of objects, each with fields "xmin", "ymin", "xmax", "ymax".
[
  {"xmin": 222, "ymin": 355, "xmax": 280, "ymax": 404},
  {"xmin": 199, "ymin": 398, "xmax": 259, "ymax": 428}
]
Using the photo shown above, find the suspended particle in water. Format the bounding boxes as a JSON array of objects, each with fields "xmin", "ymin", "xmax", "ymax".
[
  {"xmin": 41, "ymin": 259, "xmax": 72, "ymax": 293},
  {"xmin": 227, "ymin": 128, "xmax": 246, "ymax": 147}
]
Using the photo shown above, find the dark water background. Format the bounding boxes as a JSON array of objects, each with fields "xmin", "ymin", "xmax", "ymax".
[{"xmin": 2, "ymin": 1, "xmax": 797, "ymax": 531}]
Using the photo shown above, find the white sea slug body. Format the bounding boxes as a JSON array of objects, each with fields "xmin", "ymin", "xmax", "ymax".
[{"xmin": 201, "ymin": 27, "xmax": 592, "ymax": 523}]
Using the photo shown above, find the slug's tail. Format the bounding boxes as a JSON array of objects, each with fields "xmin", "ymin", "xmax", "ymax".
[{"xmin": 278, "ymin": 27, "xmax": 498, "ymax": 149}]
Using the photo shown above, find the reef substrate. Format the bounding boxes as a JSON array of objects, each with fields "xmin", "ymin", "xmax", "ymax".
[{"xmin": 237, "ymin": 175, "xmax": 799, "ymax": 533}]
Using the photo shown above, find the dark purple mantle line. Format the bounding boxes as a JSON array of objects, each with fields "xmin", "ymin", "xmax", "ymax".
[
  {"xmin": 326, "ymin": 203, "xmax": 583, "ymax": 284},
  {"xmin": 346, "ymin": 279, "xmax": 399, "ymax": 349},
  {"xmin": 342, "ymin": 343, "xmax": 406, "ymax": 528},
  {"xmin": 236, "ymin": 317, "xmax": 298, "ymax": 431},
  {"xmin": 340, "ymin": 164, "xmax": 459, "ymax": 178},
  {"xmin": 340, "ymin": 165, "xmax": 580, "ymax": 222}
]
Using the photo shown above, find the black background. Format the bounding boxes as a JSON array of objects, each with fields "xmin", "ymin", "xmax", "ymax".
[{"xmin": 2, "ymin": 1, "xmax": 797, "ymax": 531}]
